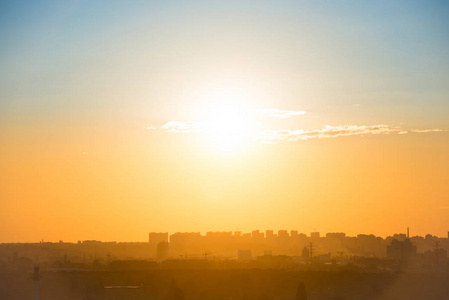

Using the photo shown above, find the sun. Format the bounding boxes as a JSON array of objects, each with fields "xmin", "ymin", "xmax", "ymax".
[
  {"xmin": 198, "ymin": 91, "xmax": 259, "ymax": 154},
  {"xmin": 203, "ymin": 106, "xmax": 256, "ymax": 153}
]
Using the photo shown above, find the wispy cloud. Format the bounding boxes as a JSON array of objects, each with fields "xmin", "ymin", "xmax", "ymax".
[
  {"xmin": 146, "ymin": 107, "xmax": 447, "ymax": 146},
  {"xmin": 260, "ymin": 109, "xmax": 307, "ymax": 119},
  {"xmin": 161, "ymin": 121, "xmax": 202, "ymax": 133},
  {"xmin": 409, "ymin": 129, "xmax": 446, "ymax": 133},
  {"xmin": 258, "ymin": 125, "xmax": 447, "ymax": 143},
  {"xmin": 150, "ymin": 121, "xmax": 447, "ymax": 144}
]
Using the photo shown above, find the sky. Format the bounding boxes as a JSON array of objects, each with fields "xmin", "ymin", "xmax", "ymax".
[{"xmin": 1, "ymin": 1, "xmax": 449, "ymax": 242}]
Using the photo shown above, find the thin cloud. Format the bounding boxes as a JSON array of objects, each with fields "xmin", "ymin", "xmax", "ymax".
[
  {"xmin": 154, "ymin": 118, "xmax": 447, "ymax": 144},
  {"xmin": 409, "ymin": 129, "xmax": 446, "ymax": 133},
  {"xmin": 260, "ymin": 109, "xmax": 307, "ymax": 119},
  {"xmin": 258, "ymin": 125, "xmax": 447, "ymax": 143},
  {"xmin": 162, "ymin": 121, "xmax": 202, "ymax": 133}
]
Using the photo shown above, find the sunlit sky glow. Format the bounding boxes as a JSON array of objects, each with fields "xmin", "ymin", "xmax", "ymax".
[{"xmin": 1, "ymin": 1, "xmax": 449, "ymax": 242}]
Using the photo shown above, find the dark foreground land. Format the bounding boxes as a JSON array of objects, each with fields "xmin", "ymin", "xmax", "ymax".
[{"xmin": 1, "ymin": 269, "xmax": 448, "ymax": 300}]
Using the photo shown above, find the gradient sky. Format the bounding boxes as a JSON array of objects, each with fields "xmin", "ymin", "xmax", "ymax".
[{"xmin": 1, "ymin": 1, "xmax": 449, "ymax": 242}]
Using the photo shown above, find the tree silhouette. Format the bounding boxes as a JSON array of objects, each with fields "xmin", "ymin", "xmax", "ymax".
[
  {"xmin": 296, "ymin": 282, "xmax": 307, "ymax": 300},
  {"xmin": 174, "ymin": 287, "xmax": 184, "ymax": 300}
]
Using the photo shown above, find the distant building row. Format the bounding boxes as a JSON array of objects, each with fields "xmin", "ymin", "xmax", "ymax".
[{"xmin": 149, "ymin": 231, "xmax": 344, "ymax": 244}]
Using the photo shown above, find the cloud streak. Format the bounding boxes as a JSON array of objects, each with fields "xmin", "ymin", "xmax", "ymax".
[
  {"xmin": 149, "ymin": 122, "xmax": 447, "ymax": 143},
  {"xmin": 409, "ymin": 129, "xmax": 445, "ymax": 133},
  {"xmin": 161, "ymin": 121, "xmax": 202, "ymax": 133},
  {"xmin": 145, "ymin": 106, "xmax": 447, "ymax": 145},
  {"xmin": 258, "ymin": 125, "xmax": 447, "ymax": 143},
  {"xmin": 260, "ymin": 109, "xmax": 307, "ymax": 119}
]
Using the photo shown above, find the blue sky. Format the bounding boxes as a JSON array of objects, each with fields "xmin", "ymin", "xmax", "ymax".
[{"xmin": 1, "ymin": 0, "xmax": 448, "ymax": 128}]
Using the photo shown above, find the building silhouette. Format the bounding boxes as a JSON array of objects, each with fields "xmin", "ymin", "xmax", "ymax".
[
  {"xmin": 252, "ymin": 230, "xmax": 264, "ymax": 239},
  {"xmin": 302, "ymin": 247, "xmax": 309, "ymax": 261},
  {"xmin": 149, "ymin": 232, "xmax": 168, "ymax": 244},
  {"xmin": 387, "ymin": 239, "xmax": 417, "ymax": 261},
  {"xmin": 238, "ymin": 250, "xmax": 252, "ymax": 261},
  {"xmin": 157, "ymin": 241, "xmax": 169, "ymax": 260},
  {"xmin": 310, "ymin": 232, "xmax": 320, "ymax": 239}
]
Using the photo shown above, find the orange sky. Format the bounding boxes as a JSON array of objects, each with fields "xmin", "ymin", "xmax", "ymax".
[{"xmin": 1, "ymin": 123, "xmax": 448, "ymax": 242}]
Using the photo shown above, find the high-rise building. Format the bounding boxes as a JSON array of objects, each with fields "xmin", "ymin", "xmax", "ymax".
[
  {"xmin": 326, "ymin": 232, "xmax": 346, "ymax": 240},
  {"xmin": 301, "ymin": 247, "xmax": 309, "ymax": 261},
  {"xmin": 252, "ymin": 230, "xmax": 264, "ymax": 239},
  {"xmin": 310, "ymin": 232, "xmax": 320, "ymax": 239},
  {"xmin": 238, "ymin": 249, "xmax": 252, "ymax": 261},
  {"xmin": 278, "ymin": 230, "xmax": 289, "ymax": 239},
  {"xmin": 157, "ymin": 241, "xmax": 169, "ymax": 260},
  {"xmin": 386, "ymin": 239, "xmax": 416, "ymax": 261},
  {"xmin": 169, "ymin": 232, "xmax": 202, "ymax": 245},
  {"xmin": 149, "ymin": 232, "xmax": 168, "ymax": 244}
]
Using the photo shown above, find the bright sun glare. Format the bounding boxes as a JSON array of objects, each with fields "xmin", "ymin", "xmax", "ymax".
[{"xmin": 199, "ymin": 90, "xmax": 259, "ymax": 154}]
